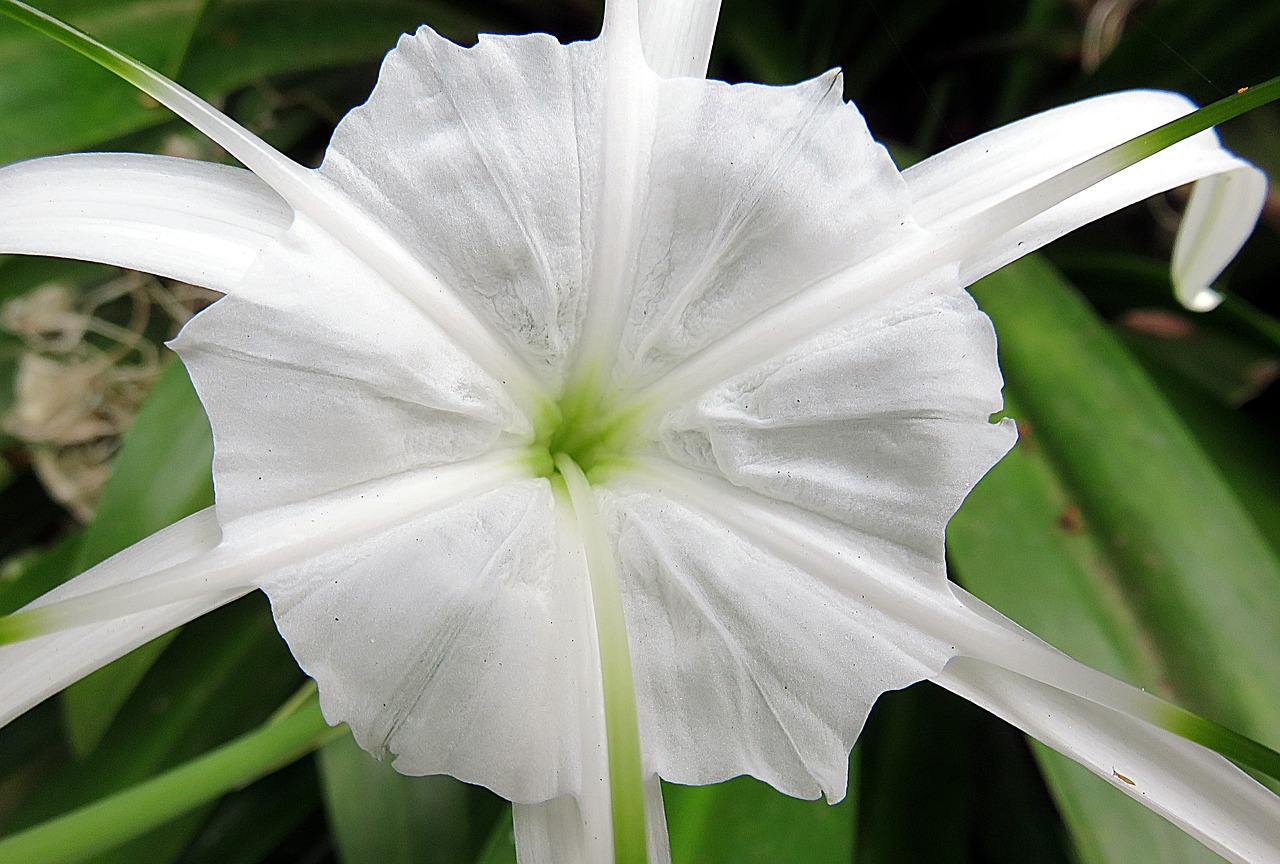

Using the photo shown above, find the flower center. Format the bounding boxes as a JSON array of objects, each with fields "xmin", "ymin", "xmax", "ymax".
[{"xmin": 527, "ymin": 379, "xmax": 648, "ymax": 481}]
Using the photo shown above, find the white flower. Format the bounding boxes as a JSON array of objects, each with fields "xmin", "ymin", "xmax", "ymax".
[{"xmin": 0, "ymin": 0, "xmax": 1276, "ymax": 862}]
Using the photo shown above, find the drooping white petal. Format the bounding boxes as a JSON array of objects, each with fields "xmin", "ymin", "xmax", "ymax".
[
  {"xmin": 245, "ymin": 464, "xmax": 601, "ymax": 804},
  {"xmin": 1172, "ymin": 168, "xmax": 1269, "ymax": 310},
  {"xmin": 638, "ymin": 0, "xmax": 722, "ymax": 78},
  {"xmin": 605, "ymin": 465, "xmax": 967, "ymax": 801},
  {"xmin": 0, "ymin": 508, "xmax": 245, "ymax": 726},
  {"xmin": 318, "ymin": 29, "xmax": 602, "ymax": 390},
  {"xmin": 657, "ymin": 288, "xmax": 1015, "ymax": 573},
  {"xmin": 902, "ymin": 90, "xmax": 1266, "ymax": 304},
  {"xmin": 0, "ymin": 153, "xmax": 291, "ymax": 291},
  {"xmin": 612, "ymin": 69, "xmax": 914, "ymax": 388},
  {"xmin": 172, "ymin": 214, "xmax": 530, "ymax": 523},
  {"xmin": 936, "ymin": 656, "xmax": 1280, "ymax": 864}
]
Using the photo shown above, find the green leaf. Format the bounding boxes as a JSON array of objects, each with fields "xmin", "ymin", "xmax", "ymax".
[
  {"xmin": 664, "ymin": 766, "xmax": 855, "ymax": 863},
  {"xmin": 856, "ymin": 683, "xmax": 1070, "ymax": 864},
  {"xmin": 950, "ymin": 253, "xmax": 1280, "ymax": 863},
  {"xmin": 473, "ymin": 808, "xmax": 516, "ymax": 864},
  {"xmin": 0, "ymin": 0, "xmax": 207, "ymax": 162},
  {"xmin": 174, "ymin": 760, "xmax": 321, "ymax": 864},
  {"xmin": 857, "ymin": 683, "xmax": 975, "ymax": 864},
  {"xmin": 2, "ymin": 595, "xmax": 304, "ymax": 864},
  {"xmin": 62, "ymin": 357, "xmax": 213, "ymax": 755},
  {"xmin": 0, "ymin": 0, "xmax": 480, "ymax": 172},
  {"xmin": 949, "ymin": 413, "xmax": 1222, "ymax": 864},
  {"xmin": 68, "ymin": 358, "xmax": 213, "ymax": 569},
  {"xmin": 178, "ymin": 0, "xmax": 483, "ymax": 96},
  {"xmin": 0, "ymin": 697, "xmax": 336, "ymax": 864},
  {"xmin": 1137, "ymin": 361, "xmax": 1280, "ymax": 561},
  {"xmin": 7, "ymin": 595, "xmax": 297, "ymax": 823},
  {"xmin": 0, "ymin": 523, "xmax": 80, "ymax": 616},
  {"xmin": 971, "ymin": 254, "xmax": 1280, "ymax": 730},
  {"xmin": 317, "ymin": 733, "xmax": 473, "ymax": 864}
]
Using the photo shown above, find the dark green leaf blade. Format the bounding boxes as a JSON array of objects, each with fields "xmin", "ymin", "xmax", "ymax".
[
  {"xmin": 951, "ymin": 253, "xmax": 1280, "ymax": 863},
  {"xmin": 62, "ymin": 357, "xmax": 213, "ymax": 755},
  {"xmin": 317, "ymin": 734, "xmax": 474, "ymax": 864},
  {"xmin": 664, "ymin": 767, "xmax": 855, "ymax": 863}
]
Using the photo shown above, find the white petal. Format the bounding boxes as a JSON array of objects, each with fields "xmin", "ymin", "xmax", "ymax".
[
  {"xmin": 657, "ymin": 288, "xmax": 1015, "ymax": 569},
  {"xmin": 0, "ymin": 508, "xmax": 245, "ymax": 726},
  {"xmin": 1172, "ymin": 167, "xmax": 1268, "ymax": 311},
  {"xmin": 638, "ymin": 0, "xmax": 722, "ymax": 78},
  {"xmin": 318, "ymin": 29, "xmax": 602, "ymax": 389},
  {"xmin": 171, "ymin": 214, "xmax": 529, "ymax": 523},
  {"xmin": 902, "ymin": 90, "xmax": 1266, "ymax": 297},
  {"xmin": 605, "ymin": 465, "xmax": 961, "ymax": 800},
  {"xmin": 246, "ymin": 467, "xmax": 600, "ymax": 804},
  {"xmin": 0, "ymin": 153, "xmax": 291, "ymax": 291},
  {"xmin": 936, "ymin": 656, "xmax": 1280, "ymax": 864},
  {"xmin": 613, "ymin": 70, "xmax": 913, "ymax": 388}
]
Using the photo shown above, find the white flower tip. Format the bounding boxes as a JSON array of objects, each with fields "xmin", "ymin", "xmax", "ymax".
[
  {"xmin": 1170, "ymin": 163, "xmax": 1269, "ymax": 312},
  {"xmin": 1177, "ymin": 284, "xmax": 1225, "ymax": 313}
]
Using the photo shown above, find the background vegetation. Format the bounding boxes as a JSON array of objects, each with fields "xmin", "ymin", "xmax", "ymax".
[{"xmin": 0, "ymin": 0, "xmax": 1277, "ymax": 862}]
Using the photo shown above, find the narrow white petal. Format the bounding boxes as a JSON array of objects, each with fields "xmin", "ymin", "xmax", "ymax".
[
  {"xmin": 572, "ymin": 0, "xmax": 660, "ymax": 383},
  {"xmin": 0, "ymin": 153, "xmax": 291, "ymax": 291},
  {"xmin": 936, "ymin": 656, "xmax": 1280, "ymax": 864},
  {"xmin": 513, "ymin": 796, "xmax": 605, "ymax": 864},
  {"xmin": 638, "ymin": 0, "xmax": 722, "ymax": 78},
  {"xmin": 16, "ymin": 5, "xmax": 545, "ymax": 402},
  {"xmin": 0, "ymin": 508, "xmax": 245, "ymax": 726},
  {"xmin": 172, "ymin": 214, "xmax": 530, "ymax": 523},
  {"xmin": 509, "ymin": 495, "xmax": 613, "ymax": 864},
  {"xmin": 1172, "ymin": 167, "xmax": 1269, "ymax": 311},
  {"xmin": 514, "ymin": 776, "xmax": 671, "ymax": 864},
  {"xmin": 902, "ymin": 90, "xmax": 1266, "ymax": 297}
]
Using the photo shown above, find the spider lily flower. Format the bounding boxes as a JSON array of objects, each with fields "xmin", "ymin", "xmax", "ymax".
[{"xmin": 0, "ymin": 0, "xmax": 1276, "ymax": 861}]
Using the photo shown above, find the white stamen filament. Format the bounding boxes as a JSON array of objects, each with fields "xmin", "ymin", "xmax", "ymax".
[{"xmin": 555, "ymin": 453, "xmax": 648, "ymax": 864}]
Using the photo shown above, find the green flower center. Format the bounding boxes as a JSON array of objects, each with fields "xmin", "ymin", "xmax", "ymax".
[{"xmin": 526, "ymin": 377, "xmax": 649, "ymax": 481}]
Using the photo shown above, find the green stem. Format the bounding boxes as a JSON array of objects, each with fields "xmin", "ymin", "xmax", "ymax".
[
  {"xmin": 0, "ymin": 697, "xmax": 340, "ymax": 864},
  {"xmin": 0, "ymin": 0, "xmax": 159, "ymax": 90},
  {"xmin": 554, "ymin": 453, "xmax": 648, "ymax": 864}
]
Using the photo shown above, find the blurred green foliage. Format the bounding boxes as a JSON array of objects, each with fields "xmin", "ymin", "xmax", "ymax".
[{"xmin": 0, "ymin": 0, "xmax": 1275, "ymax": 862}]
